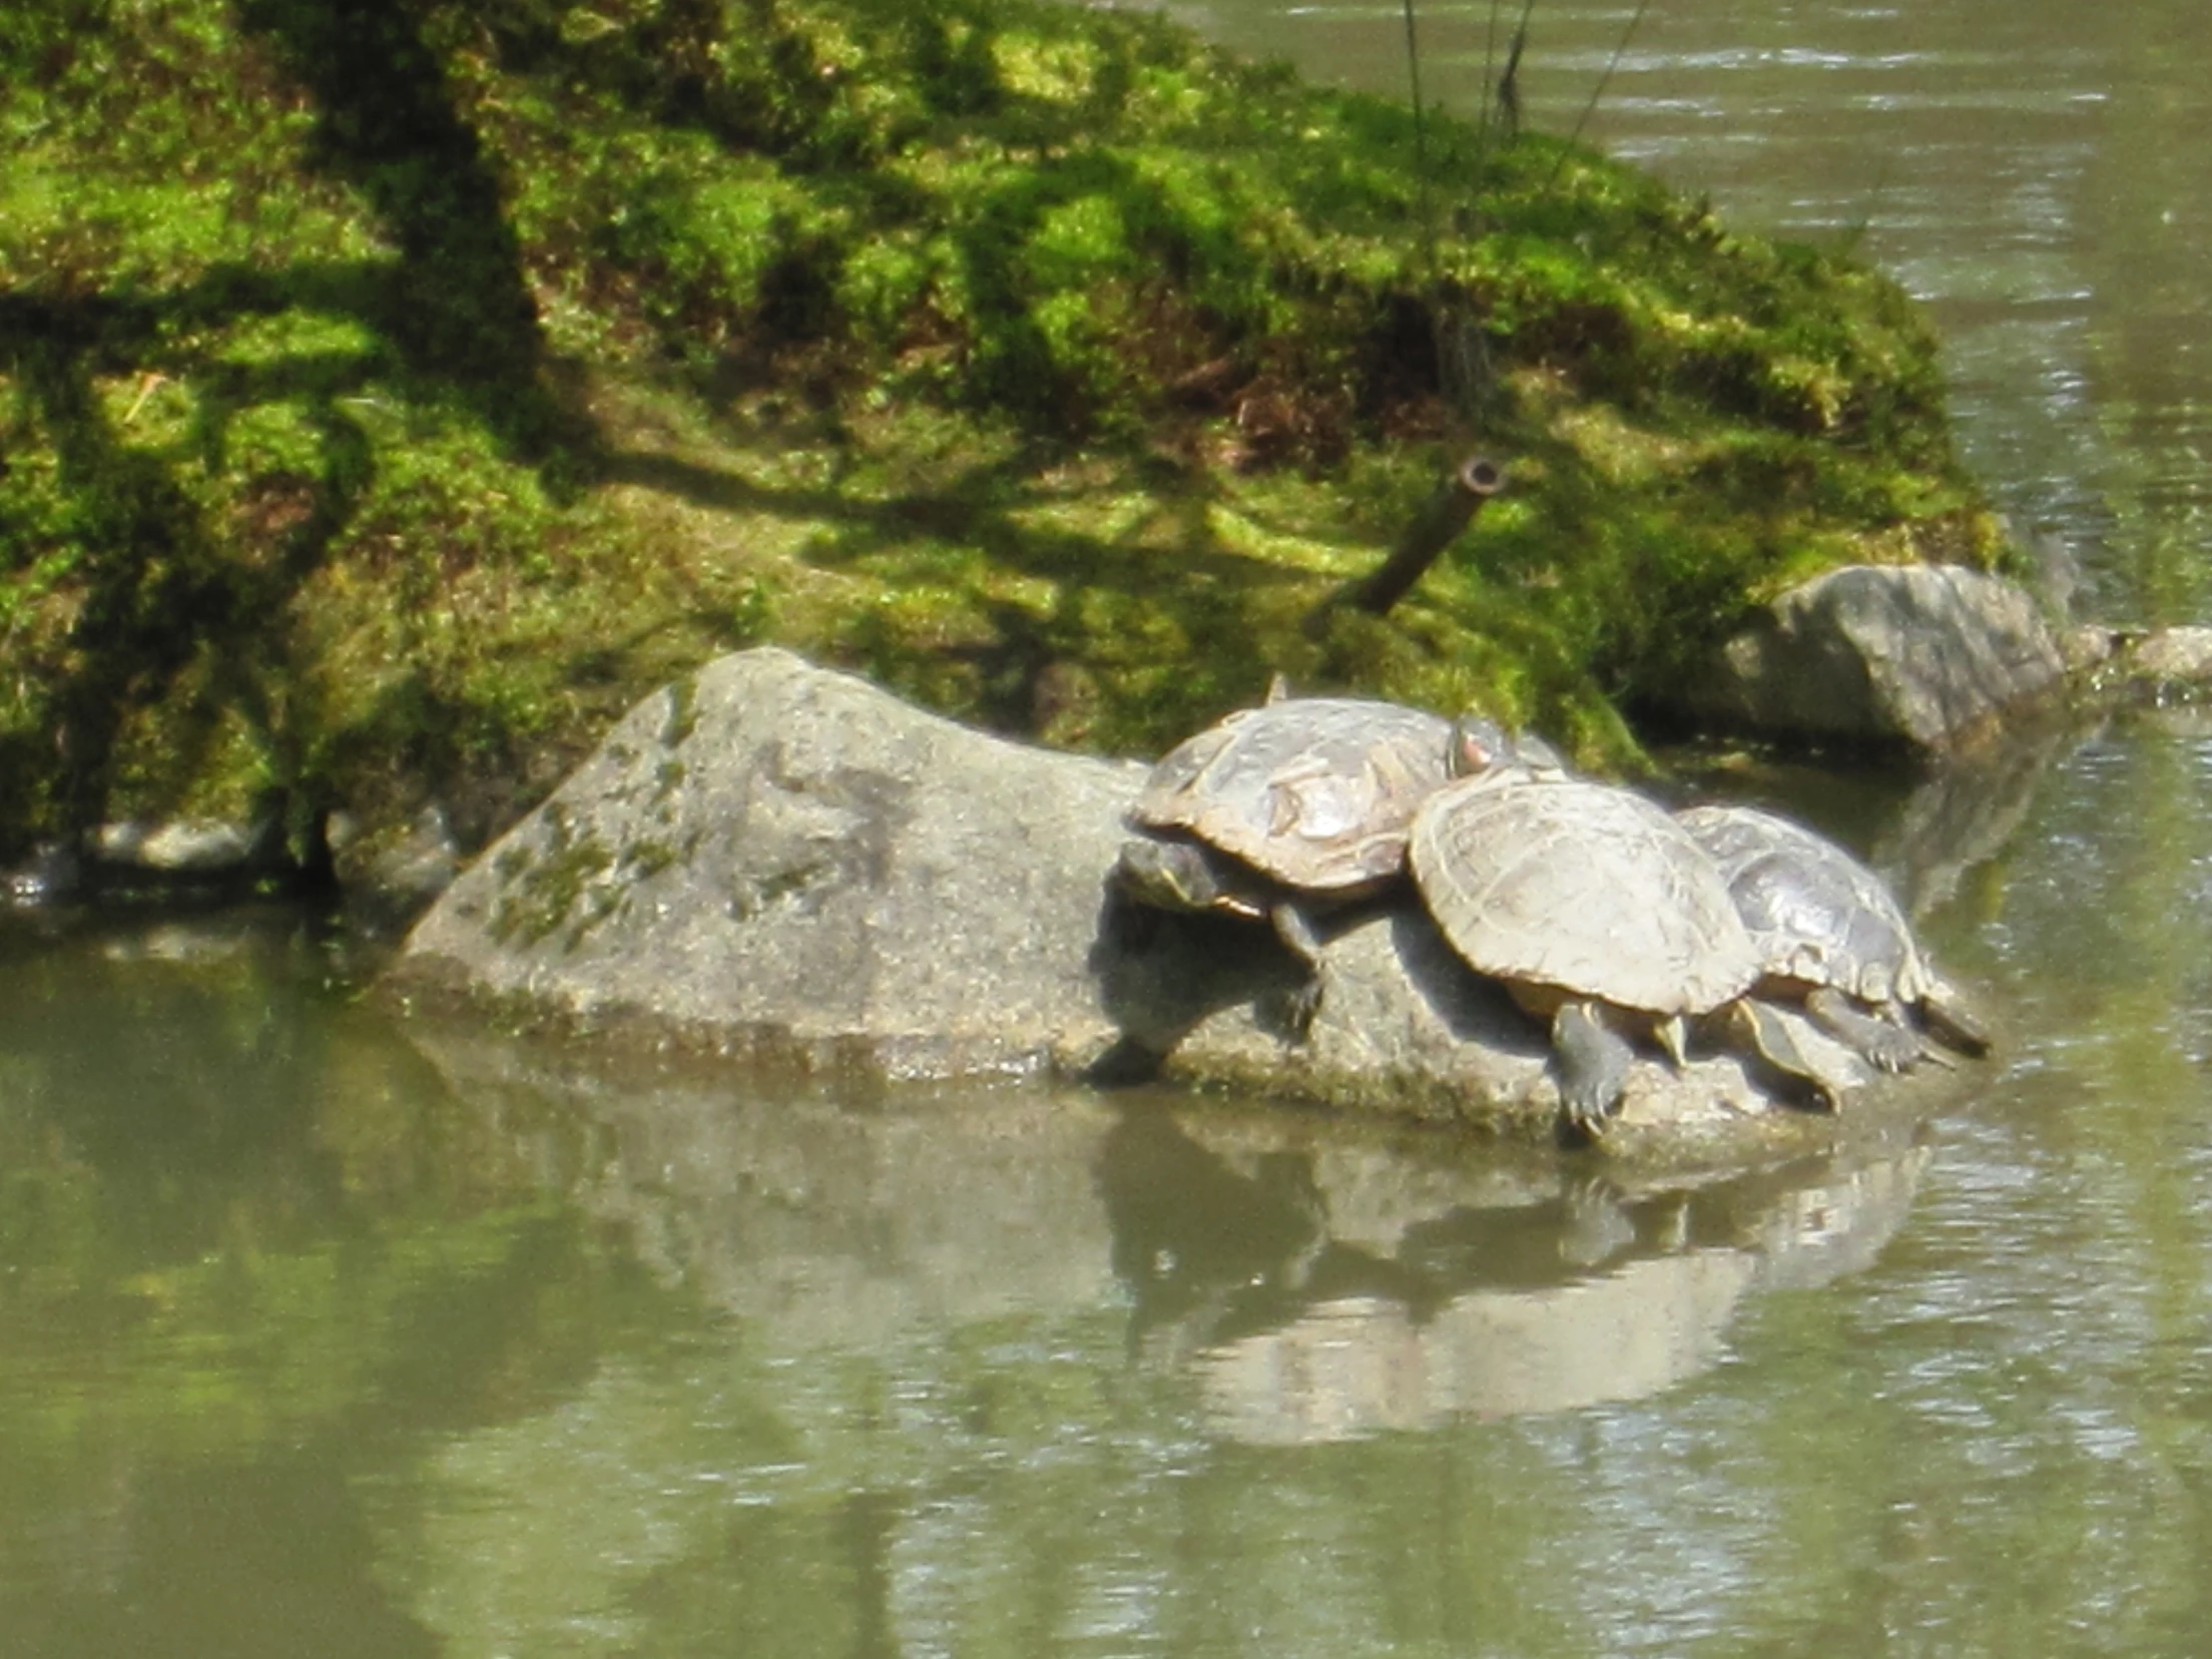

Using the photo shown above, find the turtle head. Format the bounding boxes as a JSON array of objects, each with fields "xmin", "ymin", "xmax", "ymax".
[
  {"xmin": 1447, "ymin": 716, "xmax": 1512, "ymax": 779},
  {"xmin": 1446, "ymin": 717, "xmax": 1569, "ymax": 783},
  {"xmin": 1115, "ymin": 834, "xmax": 1229, "ymax": 913}
]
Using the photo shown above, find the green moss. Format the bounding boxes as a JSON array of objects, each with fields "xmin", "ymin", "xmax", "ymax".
[
  {"xmin": 654, "ymin": 758, "xmax": 689, "ymax": 809},
  {"xmin": 486, "ymin": 807, "xmax": 615, "ymax": 948},
  {"xmin": 0, "ymin": 0, "xmax": 1998, "ymax": 861},
  {"xmin": 628, "ymin": 837, "xmax": 679, "ymax": 879},
  {"xmin": 661, "ymin": 677, "xmax": 702, "ymax": 751}
]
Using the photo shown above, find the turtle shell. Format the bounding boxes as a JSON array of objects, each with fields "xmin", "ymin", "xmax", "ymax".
[
  {"xmin": 1129, "ymin": 696, "xmax": 1455, "ymax": 895},
  {"xmin": 1408, "ymin": 774, "xmax": 1760, "ymax": 1016},
  {"xmin": 1674, "ymin": 803, "xmax": 1931, "ymax": 1007}
]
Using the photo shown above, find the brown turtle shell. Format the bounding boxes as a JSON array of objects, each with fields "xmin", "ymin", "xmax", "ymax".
[
  {"xmin": 1675, "ymin": 803, "xmax": 1935, "ymax": 1008},
  {"xmin": 1129, "ymin": 696, "xmax": 1455, "ymax": 897},
  {"xmin": 1409, "ymin": 774, "xmax": 1761, "ymax": 1016}
]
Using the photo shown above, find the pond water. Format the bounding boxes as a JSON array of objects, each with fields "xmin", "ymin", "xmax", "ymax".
[
  {"xmin": 8, "ymin": 4, "xmax": 2212, "ymax": 1656},
  {"xmin": 6, "ymin": 707, "xmax": 2212, "ymax": 1656}
]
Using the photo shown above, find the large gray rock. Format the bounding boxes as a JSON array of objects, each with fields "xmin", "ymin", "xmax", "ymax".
[
  {"xmin": 390, "ymin": 648, "xmax": 1970, "ymax": 1161},
  {"xmin": 1688, "ymin": 564, "xmax": 2065, "ymax": 753},
  {"xmin": 395, "ymin": 647, "xmax": 1147, "ymax": 1079}
]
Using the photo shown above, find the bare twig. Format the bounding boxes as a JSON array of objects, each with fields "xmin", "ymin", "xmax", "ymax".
[
  {"xmin": 1553, "ymin": 0, "xmax": 1652, "ymax": 186},
  {"xmin": 1401, "ymin": 0, "xmax": 1431, "ymax": 251},
  {"xmin": 122, "ymin": 372, "xmax": 167, "ymax": 426},
  {"xmin": 1497, "ymin": 22, "xmax": 1527, "ymax": 143},
  {"xmin": 1306, "ymin": 456, "xmax": 1505, "ymax": 633},
  {"xmin": 1477, "ymin": 0, "xmax": 1504, "ymax": 148}
]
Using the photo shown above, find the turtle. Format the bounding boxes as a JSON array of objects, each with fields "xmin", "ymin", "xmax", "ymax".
[
  {"xmin": 1407, "ymin": 724, "xmax": 1847, "ymax": 1137},
  {"xmin": 1116, "ymin": 682, "xmax": 1458, "ymax": 1030},
  {"xmin": 1674, "ymin": 802, "xmax": 1990, "ymax": 1068}
]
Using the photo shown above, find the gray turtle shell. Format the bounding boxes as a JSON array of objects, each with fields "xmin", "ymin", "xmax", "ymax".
[
  {"xmin": 1129, "ymin": 696, "xmax": 1455, "ymax": 895},
  {"xmin": 1408, "ymin": 774, "xmax": 1761, "ymax": 1015},
  {"xmin": 1674, "ymin": 803, "xmax": 1932, "ymax": 1007}
]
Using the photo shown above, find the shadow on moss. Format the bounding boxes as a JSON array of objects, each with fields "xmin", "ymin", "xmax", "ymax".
[
  {"xmin": 233, "ymin": 0, "xmax": 595, "ymax": 471},
  {"xmin": 2, "ymin": 311, "xmax": 363, "ymax": 840}
]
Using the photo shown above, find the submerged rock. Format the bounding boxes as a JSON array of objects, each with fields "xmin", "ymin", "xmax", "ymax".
[
  {"xmin": 1686, "ymin": 563, "xmax": 2065, "ymax": 754},
  {"xmin": 2114, "ymin": 624, "xmax": 2212, "ymax": 690},
  {"xmin": 4, "ymin": 808, "xmax": 293, "ymax": 908},
  {"xmin": 390, "ymin": 648, "xmax": 1973, "ymax": 1160}
]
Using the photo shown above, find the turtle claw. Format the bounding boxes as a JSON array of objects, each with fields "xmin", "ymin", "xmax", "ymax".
[
  {"xmin": 1557, "ymin": 1087, "xmax": 1617, "ymax": 1144},
  {"xmin": 1279, "ymin": 976, "xmax": 1324, "ymax": 1041},
  {"xmin": 1268, "ymin": 902, "xmax": 1331, "ymax": 1041},
  {"xmin": 1858, "ymin": 1023, "xmax": 1925, "ymax": 1075},
  {"xmin": 1551, "ymin": 1002, "xmax": 1634, "ymax": 1140},
  {"xmin": 1805, "ymin": 987, "xmax": 1923, "ymax": 1073}
]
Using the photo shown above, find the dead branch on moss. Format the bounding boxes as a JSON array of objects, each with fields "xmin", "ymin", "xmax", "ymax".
[{"xmin": 1307, "ymin": 455, "xmax": 1504, "ymax": 634}]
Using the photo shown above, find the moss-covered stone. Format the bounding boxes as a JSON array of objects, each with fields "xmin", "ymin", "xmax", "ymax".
[
  {"xmin": 486, "ymin": 805, "xmax": 616, "ymax": 948},
  {"xmin": 0, "ymin": 0, "xmax": 1997, "ymax": 863}
]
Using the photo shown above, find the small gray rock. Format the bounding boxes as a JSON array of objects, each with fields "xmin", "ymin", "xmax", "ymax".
[
  {"xmin": 328, "ymin": 805, "xmax": 466, "ymax": 926},
  {"xmin": 96, "ymin": 813, "xmax": 283, "ymax": 874},
  {"xmin": 1686, "ymin": 563, "xmax": 2065, "ymax": 753},
  {"xmin": 2121, "ymin": 625, "xmax": 2212, "ymax": 688}
]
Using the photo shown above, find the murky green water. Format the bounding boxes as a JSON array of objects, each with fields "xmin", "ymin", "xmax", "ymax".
[
  {"xmin": 1, "ymin": 711, "xmax": 2209, "ymax": 1655},
  {"xmin": 9, "ymin": 5, "xmax": 2212, "ymax": 1654}
]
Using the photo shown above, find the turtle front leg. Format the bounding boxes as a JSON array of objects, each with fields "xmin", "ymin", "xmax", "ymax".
[
  {"xmin": 1551, "ymin": 1000, "xmax": 1636, "ymax": 1137},
  {"xmin": 1559, "ymin": 1175, "xmax": 1636, "ymax": 1269},
  {"xmin": 1269, "ymin": 900, "xmax": 1330, "ymax": 1037},
  {"xmin": 1804, "ymin": 986, "xmax": 1926, "ymax": 1073}
]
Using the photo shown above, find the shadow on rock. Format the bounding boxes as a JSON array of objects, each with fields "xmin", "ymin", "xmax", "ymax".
[
  {"xmin": 1385, "ymin": 903, "xmax": 1543, "ymax": 1052},
  {"xmin": 1083, "ymin": 882, "xmax": 1308, "ymax": 1081}
]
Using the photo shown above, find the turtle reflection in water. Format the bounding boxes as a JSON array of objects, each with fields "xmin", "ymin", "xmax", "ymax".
[
  {"xmin": 1116, "ymin": 681, "xmax": 1456, "ymax": 1032},
  {"xmin": 1676, "ymin": 802, "xmax": 1990, "ymax": 1069},
  {"xmin": 1407, "ymin": 723, "xmax": 1853, "ymax": 1139}
]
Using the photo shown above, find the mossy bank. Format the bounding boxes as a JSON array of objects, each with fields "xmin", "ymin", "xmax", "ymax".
[{"xmin": 0, "ymin": 0, "xmax": 1999, "ymax": 870}]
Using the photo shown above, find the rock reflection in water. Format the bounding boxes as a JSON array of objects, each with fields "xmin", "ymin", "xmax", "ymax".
[
  {"xmin": 0, "ymin": 922, "xmax": 1956, "ymax": 1658},
  {"xmin": 1869, "ymin": 718, "xmax": 2080, "ymax": 922},
  {"xmin": 1093, "ymin": 1105, "xmax": 1932, "ymax": 1437},
  {"xmin": 407, "ymin": 1026, "xmax": 1932, "ymax": 1443},
  {"xmin": 404, "ymin": 1022, "xmax": 1128, "ymax": 1348}
]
